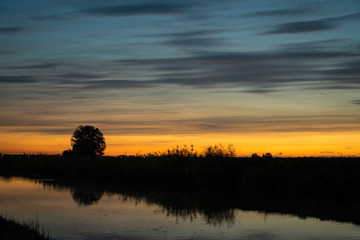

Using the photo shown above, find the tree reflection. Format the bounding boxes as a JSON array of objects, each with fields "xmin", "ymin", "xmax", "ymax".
[
  {"xmin": 37, "ymin": 180, "xmax": 236, "ymax": 226},
  {"xmin": 36, "ymin": 179, "xmax": 360, "ymax": 226},
  {"xmin": 71, "ymin": 189, "xmax": 104, "ymax": 206}
]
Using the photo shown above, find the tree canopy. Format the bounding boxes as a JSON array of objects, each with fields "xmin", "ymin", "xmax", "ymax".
[{"xmin": 69, "ymin": 125, "xmax": 106, "ymax": 156}]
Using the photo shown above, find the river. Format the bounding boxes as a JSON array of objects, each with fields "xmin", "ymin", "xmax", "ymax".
[{"xmin": 1, "ymin": 176, "xmax": 359, "ymax": 239}]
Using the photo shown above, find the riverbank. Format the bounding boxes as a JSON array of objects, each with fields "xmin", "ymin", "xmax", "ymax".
[
  {"xmin": 0, "ymin": 215, "xmax": 52, "ymax": 240},
  {"xmin": 1, "ymin": 155, "xmax": 360, "ymax": 225},
  {"xmin": 1, "ymin": 155, "xmax": 360, "ymax": 199}
]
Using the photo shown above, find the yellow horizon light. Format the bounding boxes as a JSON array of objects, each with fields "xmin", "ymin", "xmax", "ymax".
[{"xmin": 0, "ymin": 131, "xmax": 359, "ymax": 157}]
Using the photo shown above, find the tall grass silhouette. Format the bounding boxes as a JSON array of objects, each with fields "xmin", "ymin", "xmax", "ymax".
[{"xmin": 0, "ymin": 215, "xmax": 53, "ymax": 240}]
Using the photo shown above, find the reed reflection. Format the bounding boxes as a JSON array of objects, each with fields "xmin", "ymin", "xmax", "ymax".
[
  {"xmin": 37, "ymin": 180, "xmax": 236, "ymax": 226},
  {"xmin": 35, "ymin": 177, "xmax": 360, "ymax": 227}
]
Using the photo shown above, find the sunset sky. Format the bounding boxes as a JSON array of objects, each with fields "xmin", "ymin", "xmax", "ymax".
[{"xmin": 1, "ymin": 0, "xmax": 359, "ymax": 156}]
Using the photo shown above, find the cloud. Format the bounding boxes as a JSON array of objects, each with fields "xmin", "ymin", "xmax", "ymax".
[
  {"xmin": 303, "ymin": 85, "xmax": 360, "ymax": 90},
  {"xmin": 0, "ymin": 76, "xmax": 38, "ymax": 84},
  {"xmin": 4, "ymin": 63, "xmax": 61, "ymax": 69},
  {"xmin": 332, "ymin": 12, "xmax": 360, "ymax": 22},
  {"xmin": 164, "ymin": 30, "xmax": 221, "ymax": 48},
  {"xmin": 83, "ymin": 80, "xmax": 152, "ymax": 89},
  {"xmin": 83, "ymin": 3, "xmax": 189, "ymax": 17},
  {"xmin": 105, "ymin": 42, "xmax": 360, "ymax": 90},
  {"xmin": 265, "ymin": 19, "xmax": 336, "ymax": 34},
  {"xmin": 320, "ymin": 67, "xmax": 360, "ymax": 76},
  {"xmin": 139, "ymin": 30, "xmax": 222, "ymax": 48},
  {"xmin": 196, "ymin": 50, "xmax": 352, "ymax": 63},
  {"xmin": 0, "ymin": 26, "xmax": 26, "ymax": 34},
  {"xmin": 33, "ymin": 14, "xmax": 73, "ymax": 22},
  {"xmin": 58, "ymin": 73, "xmax": 104, "ymax": 79},
  {"xmin": 166, "ymin": 37, "xmax": 220, "ymax": 47},
  {"xmin": 0, "ymin": 51, "xmax": 15, "ymax": 55},
  {"xmin": 243, "ymin": 8, "xmax": 313, "ymax": 17},
  {"xmin": 166, "ymin": 30, "xmax": 220, "ymax": 38},
  {"xmin": 2, "ymin": 113, "xmax": 358, "ymax": 135},
  {"xmin": 265, "ymin": 12, "xmax": 360, "ymax": 34},
  {"xmin": 242, "ymin": 89, "xmax": 279, "ymax": 94},
  {"xmin": 351, "ymin": 100, "xmax": 360, "ymax": 105},
  {"xmin": 3, "ymin": 39, "xmax": 357, "ymax": 93},
  {"xmin": 279, "ymin": 39, "xmax": 358, "ymax": 52}
]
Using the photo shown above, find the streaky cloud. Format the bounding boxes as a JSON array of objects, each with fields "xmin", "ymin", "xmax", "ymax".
[
  {"xmin": 105, "ymin": 46, "xmax": 360, "ymax": 90},
  {"xmin": 165, "ymin": 37, "xmax": 220, "ymax": 48},
  {"xmin": 0, "ymin": 76, "xmax": 38, "ymax": 83},
  {"xmin": 162, "ymin": 30, "xmax": 222, "ymax": 48},
  {"xmin": 351, "ymin": 100, "xmax": 360, "ymax": 105},
  {"xmin": 243, "ymin": 8, "xmax": 313, "ymax": 17},
  {"xmin": 320, "ymin": 67, "xmax": 360, "ymax": 76},
  {"xmin": 0, "ymin": 51, "xmax": 15, "ymax": 54},
  {"xmin": 0, "ymin": 26, "xmax": 26, "ymax": 34},
  {"xmin": 83, "ymin": 3, "xmax": 189, "ymax": 17},
  {"xmin": 242, "ymin": 89, "xmax": 279, "ymax": 94},
  {"xmin": 303, "ymin": 85, "xmax": 360, "ymax": 90},
  {"xmin": 2, "ymin": 113, "xmax": 359, "ymax": 135},
  {"xmin": 279, "ymin": 39, "xmax": 358, "ymax": 52},
  {"xmin": 265, "ymin": 19, "xmax": 336, "ymax": 34},
  {"xmin": 330, "ymin": 12, "xmax": 360, "ymax": 22},
  {"xmin": 265, "ymin": 12, "xmax": 360, "ymax": 34},
  {"xmin": 4, "ymin": 63, "xmax": 61, "ymax": 69},
  {"xmin": 84, "ymin": 80, "xmax": 152, "ymax": 89},
  {"xmin": 166, "ymin": 30, "xmax": 221, "ymax": 38},
  {"xmin": 58, "ymin": 73, "xmax": 105, "ymax": 79},
  {"xmin": 33, "ymin": 14, "xmax": 73, "ymax": 22}
]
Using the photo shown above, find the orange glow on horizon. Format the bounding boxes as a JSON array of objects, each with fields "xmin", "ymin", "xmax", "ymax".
[{"xmin": 0, "ymin": 131, "xmax": 359, "ymax": 157}]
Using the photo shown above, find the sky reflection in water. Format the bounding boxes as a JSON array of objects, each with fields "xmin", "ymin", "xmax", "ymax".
[{"xmin": 0, "ymin": 177, "xmax": 360, "ymax": 240}]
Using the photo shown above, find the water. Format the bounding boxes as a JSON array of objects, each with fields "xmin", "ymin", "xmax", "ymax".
[{"xmin": 1, "ymin": 177, "xmax": 360, "ymax": 240}]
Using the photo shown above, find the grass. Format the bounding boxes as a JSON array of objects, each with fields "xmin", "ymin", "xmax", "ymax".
[{"xmin": 0, "ymin": 215, "xmax": 52, "ymax": 240}]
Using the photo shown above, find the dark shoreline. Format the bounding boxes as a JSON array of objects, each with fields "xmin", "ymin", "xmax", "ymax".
[
  {"xmin": 0, "ymin": 215, "xmax": 52, "ymax": 240},
  {"xmin": 1, "ymin": 155, "xmax": 360, "ymax": 225}
]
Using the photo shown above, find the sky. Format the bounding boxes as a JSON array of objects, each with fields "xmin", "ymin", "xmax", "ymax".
[{"xmin": 0, "ymin": 0, "xmax": 360, "ymax": 156}]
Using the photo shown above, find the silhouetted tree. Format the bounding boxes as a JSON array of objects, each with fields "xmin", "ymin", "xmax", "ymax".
[
  {"xmin": 251, "ymin": 153, "xmax": 260, "ymax": 158},
  {"xmin": 71, "ymin": 125, "xmax": 106, "ymax": 156}
]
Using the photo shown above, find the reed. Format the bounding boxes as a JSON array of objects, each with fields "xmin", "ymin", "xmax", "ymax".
[{"xmin": 0, "ymin": 215, "xmax": 53, "ymax": 240}]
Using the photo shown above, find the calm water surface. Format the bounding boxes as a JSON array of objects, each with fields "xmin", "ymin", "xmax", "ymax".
[{"xmin": 1, "ymin": 177, "xmax": 360, "ymax": 240}]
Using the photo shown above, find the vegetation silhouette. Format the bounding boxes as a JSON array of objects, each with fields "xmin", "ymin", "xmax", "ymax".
[
  {"xmin": 0, "ymin": 215, "xmax": 53, "ymax": 240},
  {"xmin": 147, "ymin": 144, "xmax": 236, "ymax": 158},
  {"xmin": 1, "ymin": 150, "xmax": 360, "ymax": 225},
  {"xmin": 63, "ymin": 125, "xmax": 106, "ymax": 157},
  {"xmin": 262, "ymin": 152, "xmax": 273, "ymax": 158}
]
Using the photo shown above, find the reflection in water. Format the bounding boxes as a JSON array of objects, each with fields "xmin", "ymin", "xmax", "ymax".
[
  {"xmin": 35, "ymin": 178, "xmax": 360, "ymax": 227},
  {"xmin": 115, "ymin": 192, "xmax": 236, "ymax": 227},
  {"xmin": 71, "ymin": 189, "xmax": 104, "ymax": 206},
  {"xmin": 2, "ymin": 177, "xmax": 360, "ymax": 240},
  {"xmin": 37, "ymin": 180, "xmax": 236, "ymax": 226}
]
